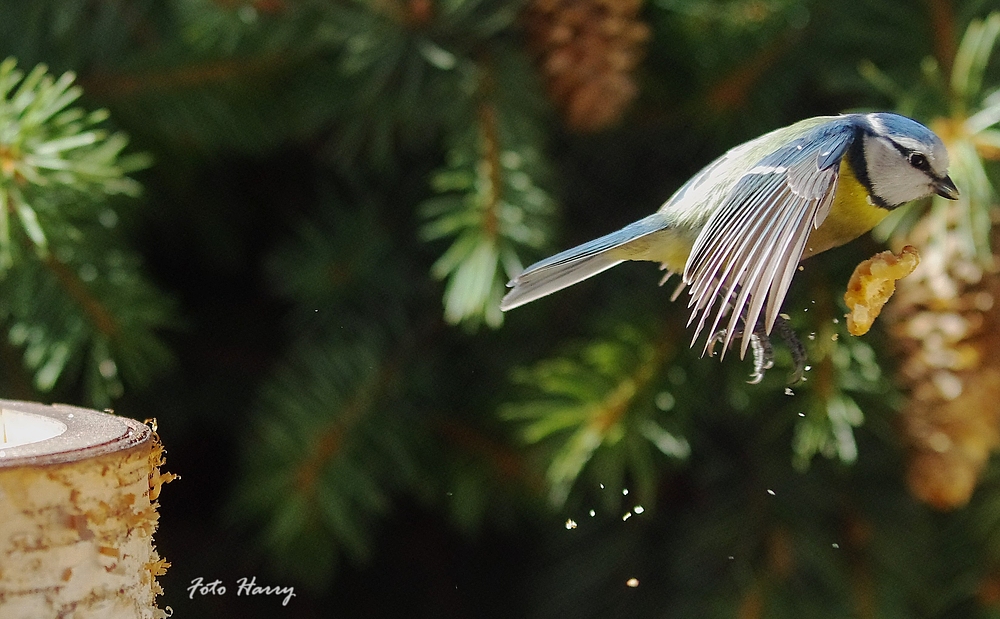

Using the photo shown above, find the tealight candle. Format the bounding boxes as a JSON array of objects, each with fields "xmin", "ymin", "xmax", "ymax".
[
  {"xmin": 0, "ymin": 400, "xmax": 174, "ymax": 619},
  {"xmin": 0, "ymin": 408, "xmax": 67, "ymax": 449}
]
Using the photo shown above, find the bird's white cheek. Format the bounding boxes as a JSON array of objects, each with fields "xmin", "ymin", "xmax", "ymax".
[
  {"xmin": 865, "ymin": 141, "xmax": 934, "ymax": 206},
  {"xmin": 871, "ymin": 167, "xmax": 936, "ymax": 206}
]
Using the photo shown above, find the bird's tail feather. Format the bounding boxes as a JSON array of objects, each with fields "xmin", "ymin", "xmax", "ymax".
[{"xmin": 500, "ymin": 214, "xmax": 669, "ymax": 311}]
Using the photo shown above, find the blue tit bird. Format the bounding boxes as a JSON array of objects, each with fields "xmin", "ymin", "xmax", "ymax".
[{"xmin": 500, "ymin": 113, "xmax": 959, "ymax": 381}]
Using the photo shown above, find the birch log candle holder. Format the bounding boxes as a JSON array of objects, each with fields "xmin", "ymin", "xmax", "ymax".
[{"xmin": 0, "ymin": 400, "xmax": 174, "ymax": 619}]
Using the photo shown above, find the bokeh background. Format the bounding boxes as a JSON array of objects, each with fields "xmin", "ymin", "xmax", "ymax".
[{"xmin": 2, "ymin": 0, "xmax": 1000, "ymax": 617}]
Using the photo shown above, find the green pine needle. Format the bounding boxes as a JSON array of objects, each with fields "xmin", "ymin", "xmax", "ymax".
[
  {"xmin": 787, "ymin": 309, "xmax": 889, "ymax": 471},
  {"xmin": 0, "ymin": 224, "xmax": 176, "ymax": 406},
  {"xmin": 503, "ymin": 324, "xmax": 688, "ymax": 508},
  {"xmin": 0, "ymin": 58, "xmax": 171, "ymax": 405},
  {"xmin": 0, "ymin": 58, "xmax": 148, "ymax": 265},
  {"xmin": 421, "ymin": 97, "xmax": 555, "ymax": 329}
]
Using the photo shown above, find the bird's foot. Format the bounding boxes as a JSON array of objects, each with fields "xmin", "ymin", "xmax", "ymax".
[
  {"xmin": 710, "ymin": 316, "xmax": 808, "ymax": 385},
  {"xmin": 708, "ymin": 326, "xmax": 774, "ymax": 384},
  {"xmin": 773, "ymin": 315, "xmax": 808, "ymax": 385},
  {"xmin": 706, "ymin": 329, "xmax": 730, "ymax": 358},
  {"xmin": 747, "ymin": 324, "xmax": 774, "ymax": 385}
]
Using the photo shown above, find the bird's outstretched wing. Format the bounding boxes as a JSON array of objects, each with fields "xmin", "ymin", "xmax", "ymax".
[{"xmin": 683, "ymin": 120, "xmax": 857, "ymax": 359}]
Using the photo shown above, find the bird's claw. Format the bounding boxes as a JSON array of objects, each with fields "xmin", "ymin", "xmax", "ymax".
[
  {"xmin": 706, "ymin": 329, "xmax": 729, "ymax": 358},
  {"xmin": 712, "ymin": 315, "xmax": 807, "ymax": 385},
  {"xmin": 709, "ymin": 326, "xmax": 774, "ymax": 384}
]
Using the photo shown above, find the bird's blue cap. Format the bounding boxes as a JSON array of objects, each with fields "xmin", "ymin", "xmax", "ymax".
[{"xmin": 863, "ymin": 112, "xmax": 944, "ymax": 148}]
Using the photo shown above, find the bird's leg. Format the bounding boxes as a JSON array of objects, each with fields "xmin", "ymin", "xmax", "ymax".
[
  {"xmin": 708, "ymin": 312, "xmax": 806, "ymax": 385},
  {"xmin": 772, "ymin": 315, "xmax": 808, "ymax": 384},
  {"xmin": 746, "ymin": 321, "xmax": 774, "ymax": 385},
  {"xmin": 702, "ymin": 280, "xmax": 808, "ymax": 383},
  {"xmin": 706, "ymin": 320, "xmax": 773, "ymax": 384}
]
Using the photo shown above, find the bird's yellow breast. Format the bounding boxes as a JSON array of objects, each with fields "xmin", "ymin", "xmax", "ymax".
[{"xmin": 802, "ymin": 158, "xmax": 889, "ymax": 259}]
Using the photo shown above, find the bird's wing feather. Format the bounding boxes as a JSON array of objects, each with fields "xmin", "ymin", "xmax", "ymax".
[{"xmin": 683, "ymin": 121, "xmax": 856, "ymax": 358}]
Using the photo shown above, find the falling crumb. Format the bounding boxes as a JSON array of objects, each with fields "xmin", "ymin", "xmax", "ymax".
[
  {"xmin": 565, "ymin": 519, "xmax": 577, "ymax": 530},
  {"xmin": 626, "ymin": 578, "xmax": 639, "ymax": 588},
  {"xmin": 622, "ymin": 512, "xmax": 632, "ymax": 521},
  {"xmin": 728, "ymin": 555, "xmax": 735, "ymax": 560},
  {"xmin": 600, "ymin": 484, "xmax": 605, "ymax": 490},
  {"xmin": 798, "ymin": 412, "xmax": 805, "ymax": 417},
  {"xmin": 589, "ymin": 509, "xmax": 596, "ymax": 517},
  {"xmin": 831, "ymin": 333, "xmax": 839, "ymax": 341},
  {"xmin": 784, "ymin": 387, "xmax": 794, "ymax": 396},
  {"xmin": 622, "ymin": 488, "xmax": 629, "ymax": 496},
  {"xmin": 832, "ymin": 543, "xmax": 840, "ymax": 549},
  {"xmin": 634, "ymin": 505, "xmax": 644, "ymax": 514},
  {"xmin": 767, "ymin": 489, "xmax": 776, "ymax": 496}
]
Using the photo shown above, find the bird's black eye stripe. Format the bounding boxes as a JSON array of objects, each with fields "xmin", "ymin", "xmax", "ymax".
[{"xmin": 908, "ymin": 152, "xmax": 930, "ymax": 171}]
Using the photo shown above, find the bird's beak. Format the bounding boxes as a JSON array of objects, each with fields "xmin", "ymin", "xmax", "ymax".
[{"xmin": 933, "ymin": 175, "xmax": 960, "ymax": 200}]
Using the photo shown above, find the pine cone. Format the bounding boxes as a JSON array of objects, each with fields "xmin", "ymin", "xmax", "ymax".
[
  {"xmin": 888, "ymin": 208, "xmax": 1000, "ymax": 509},
  {"xmin": 523, "ymin": 0, "xmax": 650, "ymax": 132}
]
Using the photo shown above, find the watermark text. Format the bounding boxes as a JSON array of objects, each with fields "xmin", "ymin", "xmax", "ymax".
[{"xmin": 188, "ymin": 576, "xmax": 296, "ymax": 606}]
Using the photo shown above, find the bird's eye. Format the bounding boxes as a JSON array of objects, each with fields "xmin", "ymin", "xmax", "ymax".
[{"xmin": 908, "ymin": 152, "xmax": 930, "ymax": 171}]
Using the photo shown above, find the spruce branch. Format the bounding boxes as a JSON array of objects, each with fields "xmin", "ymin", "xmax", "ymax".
[
  {"xmin": 263, "ymin": 199, "xmax": 538, "ymax": 538},
  {"xmin": 243, "ymin": 196, "xmax": 440, "ymax": 583},
  {"xmin": 0, "ymin": 58, "xmax": 147, "ymax": 270},
  {"xmin": 704, "ymin": 31, "xmax": 799, "ymax": 114},
  {"xmin": 925, "ymin": 0, "xmax": 958, "ymax": 74},
  {"xmin": 323, "ymin": 0, "xmax": 523, "ymax": 166},
  {"xmin": 503, "ymin": 323, "xmax": 688, "ymax": 508},
  {"xmin": 790, "ymin": 333, "xmax": 882, "ymax": 471},
  {"xmin": 0, "ymin": 58, "xmax": 171, "ymax": 406},
  {"xmin": 232, "ymin": 330, "xmax": 421, "ymax": 587},
  {"xmin": 421, "ymin": 59, "xmax": 556, "ymax": 329},
  {"xmin": 773, "ymin": 280, "xmax": 890, "ymax": 471},
  {"xmin": 0, "ymin": 223, "xmax": 175, "ymax": 406}
]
